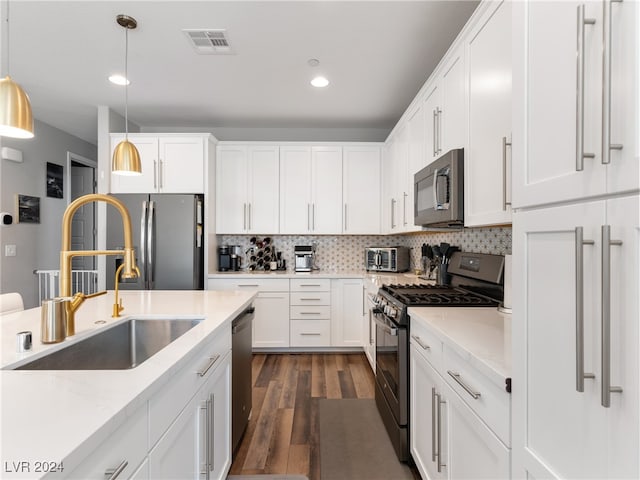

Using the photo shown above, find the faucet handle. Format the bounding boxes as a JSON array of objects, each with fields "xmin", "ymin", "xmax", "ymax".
[{"xmin": 82, "ymin": 290, "xmax": 107, "ymax": 300}]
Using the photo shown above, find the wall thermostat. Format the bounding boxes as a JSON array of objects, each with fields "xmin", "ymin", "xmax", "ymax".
[{"xmin": 1, "ymin": 212, "xmax": 13, "ymax": 226}]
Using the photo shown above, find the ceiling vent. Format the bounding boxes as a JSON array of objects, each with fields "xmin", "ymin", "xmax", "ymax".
[{"xmin": 183, "ymin": 29, "xmax": 233, "ymax": 54}]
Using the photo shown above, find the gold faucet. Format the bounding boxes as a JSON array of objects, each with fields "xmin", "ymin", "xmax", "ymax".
[
  {"xmin": 112, "ymin": 262, "xmax": 140, "ymax": 317},
  {"xmin": 60, "ymin": 193, "xmax": 139, "ymax": 336}
]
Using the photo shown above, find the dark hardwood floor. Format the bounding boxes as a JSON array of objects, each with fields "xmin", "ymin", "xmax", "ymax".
[{"xmin": 229, "ymin": 353, "xmax": 419, "ymax": 480}]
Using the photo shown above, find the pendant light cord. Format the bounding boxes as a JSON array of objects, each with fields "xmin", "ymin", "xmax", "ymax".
[
  {"xmin": 124, "ymin": 24, "xmax": 129, "ymax": 138},
  {"xmin": 5, "ymin": 0, "xmax": 10, "ymax": 76}
]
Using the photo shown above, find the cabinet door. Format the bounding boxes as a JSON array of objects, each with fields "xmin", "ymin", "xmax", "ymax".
[
  {"xmin": 330, "ymin": 279, "xmax": 364, "ymax": 347},
  {"xmin": 423, "ymin": 83, "xmax": 441, "ymax": 165},
  {"xmin": 216, "ymin": 145, "xmax": 249, "ymax": 234},
  {"xmin": 253, "ymin": 291, "xmax": 290, "ymax": 348},
  {"xmin": 382, "ymin": 139, "xmax": 396, "ymax": 234},
  {"xmin": 405, "ymin": 102, "xmax": 425, "ymax": 233},
  {"xmin": 605, "ymin": 194, "xmax": 639, "ymax": 479},
  {"xmin": 605, "ymin": 0, "xmax": 639, "ymax": 195},
  {"xmin": 280, "ymin": 146, "xmax": 312, "ymax": 234},
  {"xmin": 312, "ymin": 146, "xmax": 343, "ymax": 234},
  {"xmin": 445, "ymin": 381, "xmax": 510, "ymax": 479},
  {"xmin": 512, "ymin": 1, "xmax": 606, "ymax": 208},
  {"xmin": 247, "ymin": 146, "xmax": 279, "ymax": 233},
  {"xmin": 465, "ymin": 0, "xmax": 512, "ymax": 227},
  {"xmin": 410, "ymin": 344, "xmax": 446, "ymax": 480},
  {"xmin": 439, "ymin": 47, "xmax": 465, "ymax": 154},
  {"xmin": 159, "ymin": 136, "xmax": 205, "ymax": 193},
  {"xmin": 110, "ymin": 135, "xmax": 158, "ymax": 194},
  {"xmin": 148, "ymin": 392, "xmax": 201, "ymax": 480},
  {"xmin": 392, "ymin": 123, "xmax": 409, "ymax": 233},
  {"xmin": 512, "ymin": 201, "xmax": 607, "ymax": 479},
  {"xmin": 342, "ymin": 146, "xmax": 381, "ymax": 234}
]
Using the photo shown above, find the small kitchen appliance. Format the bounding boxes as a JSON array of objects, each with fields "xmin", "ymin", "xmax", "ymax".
[
  {"xmin": 294, "ymin": 245, "xmax": 314, "ymax": 272},
  {"xmin": 371, "ymin": 251, "xmax": 505, "ymax": 462},
  {"xmin": 365, "ymin": 246, "xmax": 410, "ymax": 272}
]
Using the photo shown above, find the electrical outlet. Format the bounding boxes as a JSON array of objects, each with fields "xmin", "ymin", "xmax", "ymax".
[{"xmin": 5, "ymin": 244, "xmax": 16, "ymax": 257}]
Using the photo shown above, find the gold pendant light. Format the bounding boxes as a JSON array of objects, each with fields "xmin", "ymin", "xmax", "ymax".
[
  {"xmin": 0, "ymin": 0, "xmax": 34, "ymax": 139},
  {"xmin": 112, "ymin": 14, "xmax": 141, "ymax": 176}
]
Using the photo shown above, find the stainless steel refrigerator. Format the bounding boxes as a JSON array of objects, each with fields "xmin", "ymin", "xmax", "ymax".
[{"xmin": 106, "ymin": 194, "xmax": 204, "ymax": 290}]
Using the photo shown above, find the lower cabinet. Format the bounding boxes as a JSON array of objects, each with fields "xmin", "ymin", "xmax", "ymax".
[
  {"xmin": 149, "ymin": 353, "xmax": 231, "ymax": 480},
  {"xmin": 331, "ymin": 279, "xmax": 365, "ymax": 347},
  {"xmin": 410, "ymin": 331, "xmax": 510, "ymax": 480}
]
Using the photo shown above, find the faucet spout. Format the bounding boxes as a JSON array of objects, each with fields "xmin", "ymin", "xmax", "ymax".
[{"xmin": 59, "ymin": 193, "xmax": 139, "ymax": 336}]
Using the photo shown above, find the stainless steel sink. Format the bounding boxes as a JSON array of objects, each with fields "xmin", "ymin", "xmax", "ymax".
[{"xmin": 13, "ymin": 318, "xmax": 202, "ymax": 370}]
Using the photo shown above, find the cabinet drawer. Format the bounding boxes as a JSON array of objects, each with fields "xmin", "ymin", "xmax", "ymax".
[
  {"xmin": 409, "ymin": 316, "xmax": 443, "ymax": 371},
  {"xmin": 290, "ymin": 278, "xmax": 330, "ymax": 291},
  {"xmin": 443, "ymin": 344, "xmax": 510, "ymax": 446},
  {"xmin": 290, "ymin": 291, "xmax": 331, "ymax": 305},
  {"xmin": 209, "ymin": 278, "xmax": 289, "ymax": 292},
  {"xmin": 290, "ymin": 305, "xmax": 331, "ymax": 320},
  {"xmin": 65, "ymin": 403, "xmax": 147, "ymax": 479},
  {"xmin": 290, "ymin": 320, "xmax": 331, "ymax": 346},
  {"xmin": 149, "ymin": 324, "xmax": 231, "ymax": 447}
]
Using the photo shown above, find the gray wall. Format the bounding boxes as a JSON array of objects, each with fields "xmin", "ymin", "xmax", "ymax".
[{"xmin": 0, "ymin": 120, "xmax": 97, "ymax": 308}]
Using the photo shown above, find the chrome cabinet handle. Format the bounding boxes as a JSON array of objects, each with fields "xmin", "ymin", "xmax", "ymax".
[
  {"xmin": 300, "ymin": 284, "xmax": 322, "ymax": 287},
  {"xmin": 208, "ymin": 393, "xmax": 215, "ymax": 473},
  {"xmin": 300, "ymin": 332, "xmax": 322, "ymax": 336},
  {"xmin": 432, "ymin": 109, "xmax": 438, "ymax": 157},
  {"xmin": 243, "ymin": 203, "xmax": 247, "ymax": 231},
  {"xmin": 436, "ymin": 392, "xmax": 445, "ymax": 472},
  {"xmin": 391, "ymin": 198, "xmax": 396, "ymax": 228},
  {"xmin": 248, "ymin": 203, "xmax": 252, "ymax": 230},
  {"xmin": 307, "ymin": 203, "xmax": 311, "ymax": 231},
  {"xmin": 431, "ymin": 387, "xmax": 437, "ymax": 462},
  {"xmin": 105, "ymin": 460, "xmax": 128, "ymax": 480},
  {"xmin": 300, "ymin": 298, "xmax": 322, "ymax": 301},
  {"xmin": 576, "ymin": 5, "xmax": 596, "ymax": 171},
  {"xmin": 601, "ymin": 225, "xmax": 623, "ymax": 407},
  {"xmin": 159, "ymin": 159, "xmax": 163, "ymax": 188},
  {"xmin": 299, "ymin": 312, "xmax": 322, "ymax": 315},
  {"xmin": 197, "ymin": 354, "xmax": 220, "ymax": 377},
  {"xmin": 447, "ymin": 370, "xmax": 481, "ymax": 399},
  {"xmin": 312, "ymin": 203, "xmax": 316, "ymax": 231},
  {"xmin": 502, "ymin": 136, "xmax": 512, "ymax": 210},
  {"xmin": 153, "ymin": 160, "xmax": 158, "ymax": 188},
  {"xmin": 403, "ymin": 192, "xmax": 408, "ymax": 226},
  {"xmin": 411, "ymin": 334, "xmax": 430, "ymax": 351},
  {"xmin": 199, "ymin": 401, "xmax": 208, "ymax": 476},
  {"xmin": 436, "ymin": 107, "xmax": 442, "ymax": 155},
  {"xmin": 602, "ymin": 0, "xmax": 624, "ymax": 165},
  {"xmin": 575, "ymin": 227, "xmax": 596, "ymax": 392}
]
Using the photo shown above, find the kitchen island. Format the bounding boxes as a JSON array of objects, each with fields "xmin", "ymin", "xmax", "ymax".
[{"xmin": 0, "ymin": 289, "xmax": 256, "ymax": 480}]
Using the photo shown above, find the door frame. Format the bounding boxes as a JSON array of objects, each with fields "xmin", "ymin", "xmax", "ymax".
[{"xmin": 65, "ymin": 151, "xmax": 97, "ymax": 205}]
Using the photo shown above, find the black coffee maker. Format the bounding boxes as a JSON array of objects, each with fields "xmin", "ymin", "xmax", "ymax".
[{"xmin": 218, "ymin": 245, "xmax": 242, "ymax": 271}]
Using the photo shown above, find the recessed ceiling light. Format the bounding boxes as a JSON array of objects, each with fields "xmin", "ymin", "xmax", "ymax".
[
  {"xmin": 311, "ymin": 76, "xmax": 329, "ymax": 88},
  {"xmin": 109, "ymin": 74, "xmax": 130, "ymax": 86}
]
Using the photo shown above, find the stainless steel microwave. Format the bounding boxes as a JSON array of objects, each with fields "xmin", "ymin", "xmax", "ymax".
[
  {"xmin": 414, "ymin": 148, "xmax": 464, "ymax": 228},
  {"xmin": 365, "ymin": 247, "xmax": 410, "ymax": 272}
]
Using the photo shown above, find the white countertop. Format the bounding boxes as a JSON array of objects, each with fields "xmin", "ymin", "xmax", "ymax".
[
  {"xmin": 0, "ymin": 289, "xmax": 256, "ymax": 479},
  {"xmin": 210, "ymin": 270, "xmax": 435, "ymax": 286},
  {"xmin": 408, "ymin": 306, "xmax": 512, "ymax": 387}
]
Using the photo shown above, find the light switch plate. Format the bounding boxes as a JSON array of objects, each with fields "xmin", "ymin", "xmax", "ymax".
[{"xmin": 5, "ymin": 244, "xmax": 16, "ymax": 257}]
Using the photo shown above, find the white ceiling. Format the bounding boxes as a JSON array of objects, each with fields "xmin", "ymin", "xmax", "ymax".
[{"xmin": 5, "ymin": 1, "xmax": 479, "ymax": 144}]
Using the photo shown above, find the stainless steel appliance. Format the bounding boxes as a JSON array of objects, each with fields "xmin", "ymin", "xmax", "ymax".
[
  {"xmin": 294, "ymin": 245, "xmax": 314, "ymax": 272},
  {"xmin": 365, "ymin": 247, "xmax": 410, "ymax": 272},
  {"xmin": 232, "ymin": 305, "xmax": 254, "ymax": 456},
  {"xmin": 106, "ymin": 194, "xmax": 204, "ymax": 290},
  {"xmin": 371, "ymin": 251, "xmax": 504, "ymax": 462},
  {"xmin": 414, "ymin": 148, "xmax": 464, "ymax": 228}
]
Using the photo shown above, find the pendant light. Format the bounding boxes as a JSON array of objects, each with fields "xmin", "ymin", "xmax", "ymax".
[
  {"xmin": 0, "ymin": 0, "xmax": 34, "ymax": 139},
  {"xmin": 112, "ymin": 14, "xmax": 141, "ymax": 176}
]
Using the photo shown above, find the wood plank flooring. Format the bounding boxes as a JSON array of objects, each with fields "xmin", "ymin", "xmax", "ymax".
[{"xmin": 229, "ymin": 353, "xmax": 378, "ymax": 479}]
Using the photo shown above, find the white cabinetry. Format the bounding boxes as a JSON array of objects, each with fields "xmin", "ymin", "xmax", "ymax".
[
  {"xmin": 290, "ymin": 279, "xmax": 331, "ymax": 347},
  {"xmin": 330, "ymin": 279, "xmax": 364, "ymax": 347},
  {"xmin": 216, "ymin": 145, "xmax": 279, "ymax": 234},
  {"xmin": 512, "ymin": 195, "xmax": 639, "ymax": 479},
  {"xmin": 208, "ymin": 278, "xmax": 290, "ymax": 348},
  {"xmin": 110, "ymin": 134, "xmax": 206, "ymax": 194},
  {"xmin": 343, "ymin": 146, "xmax": 382, "ymax": 234},
  {"xmin": 512, "ymin": 0, "xmax": 638, "ymax": 209},
  {"xmin": 465, "ymin": 0, "xmax": 512, "ymax": 227},
  {"xmin": 279, "ymin": 146, "xmax": 343, "ymax": 234},
  {"xmin": 409, "ymin": 316, "xmax": 510, "ymax": 480}
]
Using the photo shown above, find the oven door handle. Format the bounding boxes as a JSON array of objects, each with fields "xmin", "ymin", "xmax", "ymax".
[{"xmin": 373, "ymin": 314, "xmax": 398, "ymax": 336}]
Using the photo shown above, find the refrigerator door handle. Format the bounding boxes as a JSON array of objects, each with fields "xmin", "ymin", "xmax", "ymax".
[
  {"xmin": 140, "ymin": 201, "xmax": 148, "ymax": 287},
  {"xmin": 147, "ymin": 200, "xmax": 156, "ymax": 290}
]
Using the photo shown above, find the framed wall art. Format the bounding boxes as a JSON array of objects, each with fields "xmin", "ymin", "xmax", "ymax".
[
  {"xmin": 15, "ymin": 194, "xmax": 40, "ymax": 224},
  {"xmin": 46, "ymin": 162, "xmax": 64, "ymax": 198}
]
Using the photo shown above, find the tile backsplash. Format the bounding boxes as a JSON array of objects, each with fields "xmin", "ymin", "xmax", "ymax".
[{"xmin": 218, "ymin": 227, "xmax": 511, "ymax": 273}]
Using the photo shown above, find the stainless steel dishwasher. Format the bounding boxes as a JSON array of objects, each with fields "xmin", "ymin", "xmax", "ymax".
[{"xmin": 232, "ymin": 305, "xmax": 254, "ymax": 456}]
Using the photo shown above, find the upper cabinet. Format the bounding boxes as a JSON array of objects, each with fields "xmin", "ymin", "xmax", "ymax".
[
  {"xmin": 464, "ymin": 0, "xmax": 512, "ymax": 227},
  {"xmin": 216, "ymin": 145, "xmax": 279, "ymax": 234},
  {"xmin": 512, "ymin": 0, "xmax": 639, "ymax": 209},
  {"xmin": 110, "ymin": 134, "xmax": 206, "ymax": 194},
  {"xmin": 280, "ymin": 146, "xmax": 343, "ymax": 234},
  {"xmin": 343, "ymin": 146, "xmax": 382, "ymax": 234}
]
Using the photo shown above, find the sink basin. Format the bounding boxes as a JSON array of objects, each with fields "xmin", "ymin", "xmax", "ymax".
[{"xmin": 13, "ymin": 318, "xmax": 202, "ymax": 370}]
